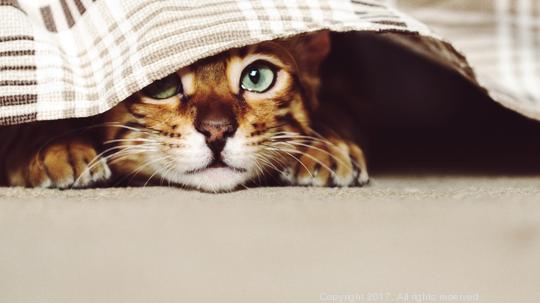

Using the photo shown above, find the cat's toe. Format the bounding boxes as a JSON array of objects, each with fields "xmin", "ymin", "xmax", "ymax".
[
  {"xmin": 331, "ymin": 167, "xmax": 369, "ymax": 188},
  {"xmin": 27, "ymin": 141, "xmax": 111, "ymax": 189},
  {"xmin": 298, "ymin": 170, "xmax": 330, "ymax": 187},
  {"xmin": 348, "ymin": 143, "xmax": 369, "ymax": 187},
  {"xmin": 87, "ymin": 158, "xmax": 112, "ymax": 184},
  {"xmin": 280, "ymin": 140, "xmax": 370, "ymax": 188},
  {"xmin": 28, "ymin": 144, "xmax": 75, "ymax": 188},
  {"xmin": 72, "ymin": 159, "xmax": 111, "ymax": 188},
  {"xmin": 355, "ymin": 169, "xmax": 370, "ymax": 187},
  {"xmin": 327, "ymin": 142, "xmax": 369, "ymax": 188},
  {"xmin": 71, "ymin": 147, "xmax": 111, "ymax": 188}
]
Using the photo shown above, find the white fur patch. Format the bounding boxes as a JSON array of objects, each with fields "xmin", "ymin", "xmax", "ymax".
[
  {"xmin": 332, "ymin": 143, "xmax": 355, "ymax": 187},
  {"xmin": 358, "ymin": 169, "xmax": 370, "ymax": 186},
  {"xmin": 154, "ymin": 130, "xmax": 255, "ymax": 192},
  {"xmin": 221, "ymin": 131, "xmax": 255, "ymax": 170},
  {"xmin": 91, "ymin": 158, "xmax": 112, "ymax": 182},
  {"xmin": 55, "ymin": 176, "xmax": 75, "ymax": 189},
  {"xmin": 179, "ymin": 68, "xmax": 195, "ymax": 95},
  {"xmin": 169, "ymin": 168, "xmax": 249, "ymax": 192},
  {"xmin": 37, "ymin": 178, "xmax": 52, "ymax": 189}
]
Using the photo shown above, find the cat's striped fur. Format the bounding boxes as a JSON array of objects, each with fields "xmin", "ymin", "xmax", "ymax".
[{"xmin": 0, "ymin": 31, "xmax": 368, "ymax": 192}]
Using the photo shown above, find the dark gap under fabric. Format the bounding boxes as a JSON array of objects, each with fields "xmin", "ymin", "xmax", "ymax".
[{"xmin": 321, "ymin": 32, "xmax": 540, "ymax": 176}]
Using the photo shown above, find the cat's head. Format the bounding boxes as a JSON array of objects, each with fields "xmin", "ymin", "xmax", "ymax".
[{"xmin": 105, "ymin": 31, "xmax": 331, "ymax": 191}]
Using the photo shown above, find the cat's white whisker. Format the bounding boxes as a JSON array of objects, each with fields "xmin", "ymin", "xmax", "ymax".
[
  {"xmin": 264, "ymin": 145, "xmax": 336, "ymax": 177},
  {"xmin": 120, "ymin": 153, "xmax": 170, "ymax": 183},
  {"xmin": 142, "ymin": 158, "xmax": 171, "ymax": 187},
  {"xmin": 106, "ymin": 148, "xmax": 157, "ymax": 164},
  {"xmin": 254, "ymin": 153, "xmax": 284, "ymax": 178},
  {"xmin": 85, "ymin": 144, "xmax": 157, "ymax": 171},
  {"xmin": 269, "ymin": 132, "xmax": 362, "ymax": 168},
  {"xmin": 86, "ymin": 122, "xmax": 160, "ymax": 136},
  {"xmin": 302, "ymin": 127, "xmax": 364, "ymax": 168},
  {"xmin": 269, "ymin": 134, "xmax": 336, "ymax": 146},
  {"xmin": 159, "ymin": 157, "xmax": 177, "ymax": 187},
  {"xmin": 255, "ymin": 153, "xmax": 280, "ymax": 173},
  {"xmin": 76, "ymin": 144, "xmax": 152, "ymax": 185},
  {"xmin": 104, "ymin": 138, "xmax": 161, "ymax": 145},
  {"xmin": 272, "ymin": 140, "xmax": 352, "ymax": 171},
  {"xmin": 262, "ymin": 145, "xmax": 315, "ymax": 178}
]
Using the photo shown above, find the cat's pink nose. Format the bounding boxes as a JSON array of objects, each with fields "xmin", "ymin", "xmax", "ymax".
[
  {"xmin": 194, "ymin": 101, "xmax": 238, "ymax": 154},
  {"xmin": 197, "ymin": 119, "xmax": 236, "ymax": 141},
  {"xmin": 196, "ymin": 119, "xmax": 237, "ymax": 154}
]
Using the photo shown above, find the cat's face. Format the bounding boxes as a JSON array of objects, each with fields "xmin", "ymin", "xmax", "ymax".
[{"xmin": 104, "ymin": 31, "xmax": 330, "ymax": 191}]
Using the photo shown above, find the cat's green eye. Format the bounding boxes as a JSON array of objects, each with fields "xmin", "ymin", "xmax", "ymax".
[
  {"xmin": 240, "ymin": 62, "xmax": 276, "ymax": 93},
  {"xmin": 142, "ymin": 73, "xmax": 183, "ymax": 100}
]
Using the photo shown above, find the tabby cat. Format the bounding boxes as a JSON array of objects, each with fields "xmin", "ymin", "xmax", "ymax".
[{"xmin": 1, "ymin": 31, "xmax": 369, "ymax": 192}]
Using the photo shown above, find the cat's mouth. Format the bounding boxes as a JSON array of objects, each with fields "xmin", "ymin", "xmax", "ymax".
[{"xmin": 185, "ymin": 160, "xmax": 247, "ymax": 175}]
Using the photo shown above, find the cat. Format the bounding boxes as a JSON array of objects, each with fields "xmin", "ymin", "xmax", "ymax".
[{"xmin": 0, "ymin": 31, "xmax": 369, "ymax": 192}]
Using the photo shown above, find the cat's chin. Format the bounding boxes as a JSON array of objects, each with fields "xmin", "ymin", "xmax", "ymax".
[{"xmin": 162, "ymin": 167, "xmax": 251, "ymax": 192}]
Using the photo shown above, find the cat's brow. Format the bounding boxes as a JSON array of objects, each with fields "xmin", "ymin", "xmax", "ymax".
[
  {"xmin": 178, "ymin": 68, "xmax": 195, "ymax": 95},
  {"xmin": 226, "ymin": 55, "xmax": 244, "ymax": 95}
]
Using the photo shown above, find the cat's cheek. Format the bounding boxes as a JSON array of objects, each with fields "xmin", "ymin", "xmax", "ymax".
[
  {"xmin": 221, "ymin": 132, "xmax": 255, "ymax": 171},
  {"xmin": 164, "ymin": 131, "xmax": 214, "ymax": 172}
]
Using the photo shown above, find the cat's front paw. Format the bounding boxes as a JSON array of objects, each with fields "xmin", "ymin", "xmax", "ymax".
[
  {"xmin": 10, "ymin": 140, "xmax": 111, "ymax": 189},
  {"xmin": 281, "ymin": 139, "xmax": 369, "ymax": 187}
]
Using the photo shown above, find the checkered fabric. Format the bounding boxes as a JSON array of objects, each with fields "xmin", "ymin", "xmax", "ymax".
[
  {"xmin": 0, "ymin": 0, "xmax": 537, "ymax": 125},
  {"xmin": 395, "ymin": 0, "xmax": 540, "ymax": 121}
]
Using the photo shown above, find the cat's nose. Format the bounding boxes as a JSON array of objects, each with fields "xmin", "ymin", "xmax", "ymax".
[{"xmin": 196, "ymin": 119, "xmax": 237, "ymax": 153}]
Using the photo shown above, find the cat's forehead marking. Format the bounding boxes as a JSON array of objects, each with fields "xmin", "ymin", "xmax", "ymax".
[
  {"xmin": 196, "ymin": 59, "xmax": 226, "ymax": 82},
  {"xmin": 189, "ymin": 57, "xmax": 231, "ymax": 95},
  {"xmin": 226, "ymin": 54, "xmax": 244, "ymax": 95}
]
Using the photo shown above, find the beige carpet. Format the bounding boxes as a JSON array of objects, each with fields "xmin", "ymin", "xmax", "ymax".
[{"xmin": 1, "ymin": 175, "xmax": 539, "ymax": 303}]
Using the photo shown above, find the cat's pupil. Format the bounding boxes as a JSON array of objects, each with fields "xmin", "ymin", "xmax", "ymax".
[{"xmin": 249, "ymin": 69, "xmax": 260, "ymax": 84}]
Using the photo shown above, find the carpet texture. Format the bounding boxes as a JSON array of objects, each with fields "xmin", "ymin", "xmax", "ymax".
[{"xmin": 1, "ymin": 176, "xmax": 539, "ymax": 303}]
